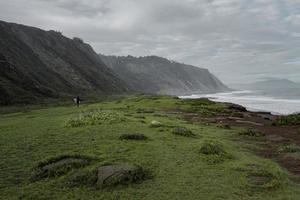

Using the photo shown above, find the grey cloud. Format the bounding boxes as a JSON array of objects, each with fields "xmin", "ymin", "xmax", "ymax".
[{"xmin": 0, "ymin": 0, "xmax": 300, "ymax": 85}]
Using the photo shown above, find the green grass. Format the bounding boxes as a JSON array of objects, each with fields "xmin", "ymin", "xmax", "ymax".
[
  {"xmin": 276, "ymin": 113, "xmax": 300, "ymax": 126},
  {"xmin": 278, "ymin": 144, "xmax": 300, "ymax": 153},
  {"xmin": 0, "ymin": 95, "xmax": 300, "ymax": 199}
]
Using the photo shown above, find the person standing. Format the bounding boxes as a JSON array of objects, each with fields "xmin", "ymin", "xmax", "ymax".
[{"xmin": 74, "ymin": 96, "xmax": 81, "ymax": 107}]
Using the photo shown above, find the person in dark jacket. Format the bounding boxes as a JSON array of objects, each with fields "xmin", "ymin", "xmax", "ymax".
[{"xmin": 74, "ymin": 96, "xmax": 81, "ymax": 107}]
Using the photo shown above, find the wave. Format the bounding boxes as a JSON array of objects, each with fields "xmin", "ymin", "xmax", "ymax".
[{"xmin": 180, "ymin": 91, "xmax": 300, "ymax": 115}]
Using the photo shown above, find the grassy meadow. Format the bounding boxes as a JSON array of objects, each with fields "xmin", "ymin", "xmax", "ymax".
[{"xmin": 0, "ymin": 95, "xmax": 300, "ymax": 200}]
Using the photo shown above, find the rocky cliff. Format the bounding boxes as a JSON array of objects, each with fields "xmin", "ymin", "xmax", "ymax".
[
  {"xmin": 0, "ymin": 20, "xmax": 130, "ymax": 105},
  {"xmin": 99, "ymin": 55, "xmax": 230, "ymax": 95}
]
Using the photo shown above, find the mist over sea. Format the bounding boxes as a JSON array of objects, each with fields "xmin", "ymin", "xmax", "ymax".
[{"xmin": 180, "ymin": 90, "xmax": 300, "ymax": 115}]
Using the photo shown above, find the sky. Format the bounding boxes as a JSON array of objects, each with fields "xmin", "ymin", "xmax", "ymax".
[{"xmin": 0, "ymin": 0, "xmax": 300, "ymax": 86}]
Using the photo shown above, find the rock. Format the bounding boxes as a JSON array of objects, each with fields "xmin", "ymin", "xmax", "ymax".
[
  {"xmin": 31, "ymin": 155, "xmax": 92, "ymax": 181},
  {"xmin": 228, "ymin": 104, "xmax": 247, "ymax": 112},
  {"xmin": 119, "ymin": 134, "xmax": 148, "ymax": 140},
  {"xmin": 96, "ymin": 165, "xmax": 146, "ymax": 188},
  {"xmin": 228, "ymin": 117, "xmax": 243, "ymax": 120},
  {"xmin": 149, "ymin": 120, "xmax": 163, "ymax": 128}
]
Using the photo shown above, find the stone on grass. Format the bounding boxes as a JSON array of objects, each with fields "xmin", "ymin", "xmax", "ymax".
[
  {"xmin": 31, "ymin": 155, "xmax": 92, "ymax": 181},
  {"xmin": 149, "ymin": 120, "xmax": 163, "ymax": 128},
  {"xmin": 96, "ymin": 165, "xmax": 146, "ymax": 188},
  {"xmin": 119, "ymin": 134, "xmax": 148, "ymax": 141}
]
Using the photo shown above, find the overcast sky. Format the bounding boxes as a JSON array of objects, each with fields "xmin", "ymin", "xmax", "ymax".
[{"xmin": 0, "ymin": 0, "xmax": 300, "ymax": 85}]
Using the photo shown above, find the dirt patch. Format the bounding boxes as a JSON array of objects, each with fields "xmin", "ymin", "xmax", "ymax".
[
  {"xmin": 31, "ymin": 155, "xmax": 93, "ymax": 181},
  {"xmin": 280, "ymin": 156, "xmax": 300, "ymax": 175}
]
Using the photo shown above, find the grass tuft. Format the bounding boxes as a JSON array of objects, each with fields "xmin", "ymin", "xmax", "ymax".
[
  {"xmin": 199, "ymin": 140, "xmax": 232, "ymax": 163},
  {"xmin": 172, "ymin": 127, "xmax": 196, "ymax": 137},
  {"xmin": 239, "ymin": 129, "xmax": 265, "ymax": 137}
]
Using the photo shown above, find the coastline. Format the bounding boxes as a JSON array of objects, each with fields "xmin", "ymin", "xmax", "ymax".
[{"xmin": 180, "ymin": 90, "xmax": 300, "ymax": 115}]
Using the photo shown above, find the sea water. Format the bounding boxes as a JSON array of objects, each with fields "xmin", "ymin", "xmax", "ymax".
[{"xmin": 180, "ymin": 90, "xmax": 300, "ymax": 115}]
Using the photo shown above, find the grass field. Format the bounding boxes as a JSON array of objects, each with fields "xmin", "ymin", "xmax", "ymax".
[{"xmin": 0, "ymin": 95, "xmax": 300, "ymax": 200}]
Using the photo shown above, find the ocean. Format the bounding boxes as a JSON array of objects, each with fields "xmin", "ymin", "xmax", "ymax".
[{"xmin": 180, "ymin": 90, "xmax": 300, "ymax": 115}]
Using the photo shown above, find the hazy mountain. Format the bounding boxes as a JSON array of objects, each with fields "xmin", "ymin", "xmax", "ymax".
[
  {"xmin": 233, "ymin": 78, "xmax": 300, "ymax": 99},
  {"xmin": 99, "ymin": 55, "xmax": 230, "ymax": 96},
  {"xmin": 0, "ymin": 20, "xmax": 130, "ymax": 105},
  {"xmin": 250, "ymin": 79, "xmax": 300, "ymax": 90}
]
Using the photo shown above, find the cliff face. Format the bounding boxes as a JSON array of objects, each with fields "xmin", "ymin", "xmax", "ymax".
[
  {"xmin": 99, "ymin": 55, "xmax": 230, "ymax": 95},
  {"xmin": 0, "ymin": 21, "xmax": 130, "ymax": 105}
]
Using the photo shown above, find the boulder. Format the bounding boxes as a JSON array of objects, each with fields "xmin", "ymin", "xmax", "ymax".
[
  {"xmin": 149, "ymin": 120, "xmax": 163, "ymax": 128},
  {"xmin": 228, "ymin": 104, "xmax": 247, "ymax": 112}
]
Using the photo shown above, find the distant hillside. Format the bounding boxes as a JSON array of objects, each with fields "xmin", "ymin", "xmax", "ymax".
[
  {"xmin": 250, "ymin": 79, "xmax": 300, "ymax": 90},
  {"xmin": 99, "ymin": 55, "xmax": 230, "ymax": 95},
  {"xmin": 233, "ymin": 78, "xmax": 300, "ymax": 99},
  {"xmin": 0, "ymin": 20, "xmax": 130, "ymax": 105}
]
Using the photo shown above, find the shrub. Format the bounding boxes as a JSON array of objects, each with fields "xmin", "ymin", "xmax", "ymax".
[
  {"xmin": 119, "ymin": 134, "xmax": 148, "ymax": 140},
  {"xmin": 200, "ymin": 141, "xmax": 225, "ymax": 155},
  {"xmin": 239, "ymin": 129, "xmax": 265, "ymax": 137},
  {"xmin": 65, "ymin": 110, "xmax": 125, "ymax": 127},
  {"xmin": 172, "ymin": 127, "xmax": 195, "ymax": 137},
  {"xmin": 278, "ymin": 144, "xmax": 300, "ymax": 153},
  {"xmin": 200, "ymin": 141, "xmax": 232, "ymax": 163},
  {"xmin": 276, "ymin": 113, "xmax": 300, "ymax": 126}
]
